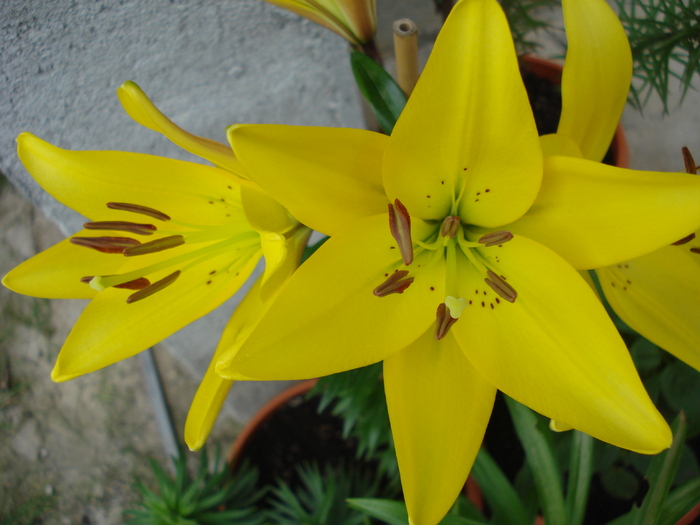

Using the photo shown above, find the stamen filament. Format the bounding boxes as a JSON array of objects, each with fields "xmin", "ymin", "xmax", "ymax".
[
  {"xmin": 91, "ymin": 235, "xmax": 260, "ymax": 290},
  {"xmin": 84, "ymin": 221, "xmax": 156, "ymax": 235},
  {"xmin": 126, "ymin": 271, "xmax": 181, "ymax": 304},
  {"xmin": 123, "ymin": 235, "xmax": 185, "ymax": 256},
  {"xmin": 374, "ymin": 270, "xmax": 414, "ymax": 297},
  {"xmin": 388, "ymin": 199, "xmax": 414, "ymax": 266},
  {"xmin": 484, "ymin": 270, "xmax": 517, "ymax": 303},
  {"xmin": 70, "ymin": 236, "xmax": 140, "ymax": 254},
  {"xmin": 107, "ymin": 202, "xmax": 171, "ymax": 222}
]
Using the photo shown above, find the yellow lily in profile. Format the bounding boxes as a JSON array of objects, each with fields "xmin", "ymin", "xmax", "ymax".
[
  {"xmin": 220, "ymin": 0, "xmax": 700, "ymax": 523},
  {"xmin": 2, "ymin": 82, "xmax": 308, "ymax": 383},
  {"xmin": 262, "ymin": 0, "xmax": 376, "ymax": 45},
  {"xmin": 519, "ymin": 0, "xmax": 700, "ymax": 373}
]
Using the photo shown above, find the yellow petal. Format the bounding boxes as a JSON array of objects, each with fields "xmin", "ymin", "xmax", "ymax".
[
  {"xmin": 117, "ymin": 81, "xmax": 245, "ymax": 175},
  {"xmin": 17, "ymin": 133, "xmax": 244, "ymax": 226},
  {"xmin": 51, "ymin": 248, "xmax": 260, "ymax": 381},
  {"xmin": 509, "ymin": 156, "xmax": 700, "ymax": 269},
  {"xmin": 597, "ymin": 243, "xmax": 700, "ymax": 372},
  {"xmin": 240, "ymin": 182, "xmax": 297, "ymax": 234},
  {"xmin": 384, "ymin": 330, "xmax": 495, "ymax": 525},
  {"xmin": 262, "ymin": 0, "xmax": 359, "ymax": 43},
  {"xmin": 2, "ymin": 232, "xmax": 126, "ymax": 299},
  {"xmin": 452, "ymin": 235, "xmax": 671, "ymax": 453},
  {"xmin": 228, "ymin": 124, "xmax": 388, "ymax": 236},
  {"xmin": 383, "ymin": 0, "xmax": 541, "ymax": 227},
  {"xmin": 335, "ymin": 0, "xmax": 376, "ymax": 43},
  {"xmin": 559, "ymin": 0, "xmax": 632, "ymax": 162},
  {"xmin": 185, "ymin": 274, "xmax": 273, "ymax": 450},
  {"xmin": 259, "ymin": 226, "xmax": 312, "ymax": 302},
  {"xmin": 539, "ymin": 133, "xmax": 583, "ymax": 158},
  {"xmin": 220, "ymin": 214, "xmax": 445, "ymax": 380}
]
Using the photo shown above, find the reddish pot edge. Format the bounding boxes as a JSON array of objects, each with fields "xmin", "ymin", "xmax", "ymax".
[
  {"xmin": 521, "ymin": 54, "xmax": 630, "ymax": 169},
  {"xmin": 227, "ymin": 379, "xmax": 319, "ymax": 470}
]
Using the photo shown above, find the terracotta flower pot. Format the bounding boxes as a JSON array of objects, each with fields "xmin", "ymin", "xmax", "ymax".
[{"xmin": 520, "ymin": 54, "xmax": 630, "ymax": 169}]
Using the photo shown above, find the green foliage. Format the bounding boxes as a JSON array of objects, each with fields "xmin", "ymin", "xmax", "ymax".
[
  {"xmin": 350, "ymin": 50, "xmax": 407, "ymax": 134},
  {"xmin": 310, "ymin": 363, "xmax": 399, "ymax": 483},
  {"xmin": 498, "ymin": 0, "xmax": 560, "ymax": 55},
  {"xmin": 613, "ymin": 0, "xmax": 700, "ymax": 111},
  {"xmin": 125, "ymin": 449, "xmax": 266, "ymax": 525},
  {"xmin": 266, "ymin": 462, "xmax": 388, "ymax": 525}
]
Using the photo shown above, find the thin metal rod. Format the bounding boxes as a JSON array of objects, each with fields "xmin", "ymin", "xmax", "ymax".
[{"xmin": 141, "ymin": 347, "xmax": 180, "ymax": 461}]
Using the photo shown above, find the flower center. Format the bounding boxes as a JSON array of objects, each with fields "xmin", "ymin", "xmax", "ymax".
[
  {"xmin": 70, "ymin": 202, "xmax": 260, "ymax": 303},
  {"xmin": 376, "ymin": 199, "xmax": 517, "ymax": 339}
]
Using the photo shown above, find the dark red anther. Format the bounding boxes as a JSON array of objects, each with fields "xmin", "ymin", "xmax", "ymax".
[
  {"xmin": 374, "ymin": 270, "xmax": 415, "ymax": 297},
  {"xmin": 478, "ymin": 231, "xmax": 514, "ymax": 247},
  {"xmin": 70, "ymin": 236, "xmax": 141, "ymax": 254},
  {"xmin": 123, "ymin": 235, "xmax": 185, "ymax": 256},
  {"xmin": 435, "ymin": 302, "xmax": 458, "ymax": 340},
  {"xmin": 484, "ymin": 271, "xmax": 517, "ymax": 303},
  {"xmin": 107, "ymin": 202, "xmax": 171, "ymax": 222},
  {"xmin": 84, "ymin": 221, "xmax": 157, "ymax": 235},
  {"xmin": 388, "ymin": 199, "xmax": 413, "ymax": 266}
]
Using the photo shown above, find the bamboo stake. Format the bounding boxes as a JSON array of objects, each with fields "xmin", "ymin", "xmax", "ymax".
[{"xmin": 392, "ymin": 18, "xmax": 419, "ymax": 97}]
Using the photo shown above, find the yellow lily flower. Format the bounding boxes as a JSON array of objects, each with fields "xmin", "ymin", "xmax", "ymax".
[
  {"xmin": 522, "ymin": 0, "xmax": 700, "ymax": 373},
  {"xmin": 220, "ymin": 0, "xmax": 700, "ymax": 523},
  {"xmin": 185, "ymin": 226, "xmax": 310, "ymax": 451},
  {"xmin": 262, "ymin": 0, "xmax": 376, "ymax": 45},
  {"xmin": 2, "ymin": 82, "xmax": 307, "ymax": 383}
]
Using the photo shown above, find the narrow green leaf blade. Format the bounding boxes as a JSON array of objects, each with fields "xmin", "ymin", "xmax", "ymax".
[
  {"xmin": 471, "ymin": 448, "xmax": 530, "ymax": 525},
  {"xmin": 636, "ymin": 413, "xmax": 688, "ymax": 525},
  {"xmin": 506, "ymin": 396, "xmax": 566, "ymax": 525},
  {"xmin": 350, "ymin": 50, "xmax": 407, "ymax": 134}
]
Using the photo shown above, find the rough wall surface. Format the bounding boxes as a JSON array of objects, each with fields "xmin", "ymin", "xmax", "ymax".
[{"xmin": 1, "ymin": 0, "xmax": 363, "ymax": 420}]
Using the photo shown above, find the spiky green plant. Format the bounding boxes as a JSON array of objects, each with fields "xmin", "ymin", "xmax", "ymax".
[
  {"xmin": 612, "ymin": 0, "xmax": 700, "ymax": 111},
  {"xmin": 265, "ymin": 462, "xmax": 391, "ymax": 525},
  {"xmin": 310, "ymin": 363, "xmax": 399, "ymax": 483},
  {"xmin": 125, "ymin": 448, "xmax": 266, "ymax": 525},
  {"xmin": 499, "ymin": 0, "xmax": 560, "ymax": 55}
]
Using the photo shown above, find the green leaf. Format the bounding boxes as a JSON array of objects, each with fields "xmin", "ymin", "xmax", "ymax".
[
  {"xmin": 660, "ymin": 361, "xmax": 700, "ymax": 436},
  {"xmin": 505, "ymin": 396, "xmax": 566, "ymax": 525},
  {"xmin": 629, "ymin": 338, "xmax": 663, "ymax": 375},
  {"xmin": 658, "ymin": 477, "xmax": 700, "ymax": 525},
  {"xmin": 471, "ymin": 448, "xmax": 530, "ymax": 525},
  {"xmin": 600, "ymin": 465, "xmax": 642, "ymax": 501},
  {"xmin": 564, "ymin": 431, "xmax": 594, "ymax": 525},
  {"xmin": 350, "ymin": 50, "xmax": 407, "ymax": 134},
  {"xmin": 347, "ymin": 499, "xmax": 408, "ymax": 525},
  {"xmin": 635, "ymin": 413, "xmax": 688, "ymax": 525}
]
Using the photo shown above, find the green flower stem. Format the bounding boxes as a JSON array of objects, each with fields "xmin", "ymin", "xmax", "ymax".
[
  {"xmin": 505, "ymin": 396, "xmax": 566, "ymax": 525},
  {"xmin": 565, "ymin": 431, "xmax": 594, "ymax": 525}
]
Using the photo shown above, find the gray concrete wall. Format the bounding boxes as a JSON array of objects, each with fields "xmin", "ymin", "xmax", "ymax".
[{"xmin": 0, "ymin": 0, "xmax": 364, "ymax": 421}]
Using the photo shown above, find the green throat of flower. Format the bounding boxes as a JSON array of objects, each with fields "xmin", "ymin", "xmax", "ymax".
[
  {"xmin": 374, "ymin": 199, "xmax": 518, "ymax": 340},
  {"xmin": 70, "ymin": 202, "xmax": 260, "ymax": 303}
]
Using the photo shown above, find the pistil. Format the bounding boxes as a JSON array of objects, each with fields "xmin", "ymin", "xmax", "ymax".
[
  {"xmin": 388, "ymin": 199, "xmax": 413, "ymax": 265},
  {"xmin": 374, "ymin": 270, "xmax": 414, "ymax": 297}
]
